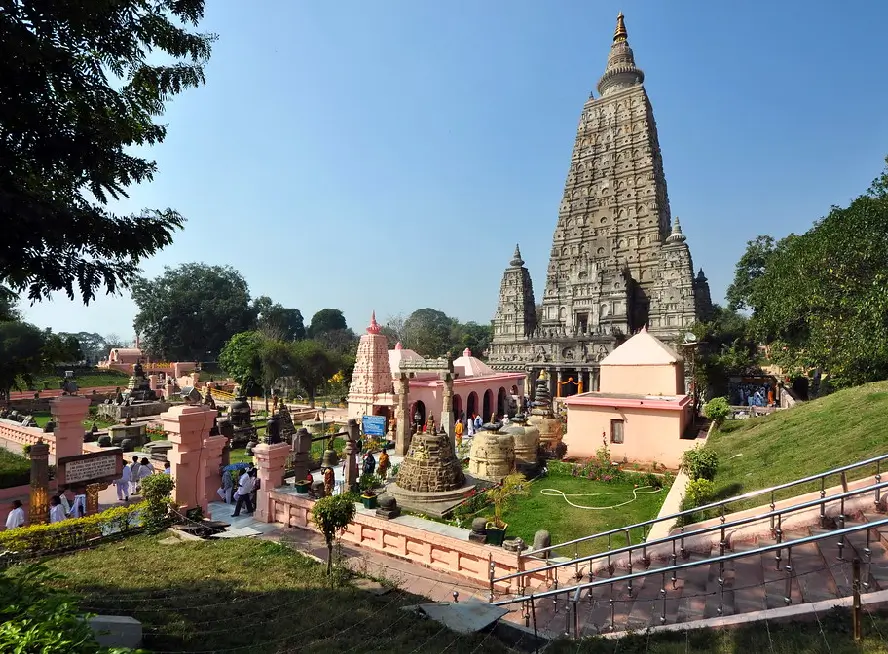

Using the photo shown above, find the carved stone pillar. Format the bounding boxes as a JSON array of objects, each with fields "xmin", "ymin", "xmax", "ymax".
[
  {"xmin": 50, "ymin": 395, "xmax": 90, "ymax": 461},
  {"xmin": 556, "ymin": 369, "xmax": 563, "ymax": 398},
  {"xmin": 440, "ymin": 372, "xmax": 455, "ymax": 448},
  {"xmin": 85, "ymin": 483, "xmax": 106, "ymax": 516},
  {"xmin": 162, "ymin": 404, "xmax": 216, "ymax": 513},
  {"xmin": 344, "ymin": 419, "xmax": 360, "ymax": 492},
  {"xmin": 291, "ymin": 427, "xmax": 312, "ymax": 482},
  {"xmin": 253, "ymin": 442, "xmax": 290, "ymax": 522},
  {"xmin": 394, "ymin": 373, "xmax": 411, "ymax": 456},
  {"xmin": 28, "ymin": 439, "xmax": 50, "ymax": 526}
]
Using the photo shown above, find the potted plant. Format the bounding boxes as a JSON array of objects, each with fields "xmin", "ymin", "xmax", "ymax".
[
  {"xmin": 359, "ymin": 473, "xmax": 380, "ymax": 509},
  {"xmin": 294, "ymin": 479, "xmax": 311, "ymax": 493},
  {"xmin": 485, "ymin": 472, "xmax": 529, "ymax": 546}
]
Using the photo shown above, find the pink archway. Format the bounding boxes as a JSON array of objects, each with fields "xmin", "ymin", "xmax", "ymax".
[
  {"xmin": 453, "ymin": 394, "xmax": 463, "ymax": 422},
  {"xmin": 483, "ymin": 389, "xmax": 494, "ymax": 422},
  {"xmin": 467, "ymin": 391, "xmax": 479, "ymax": 420}
]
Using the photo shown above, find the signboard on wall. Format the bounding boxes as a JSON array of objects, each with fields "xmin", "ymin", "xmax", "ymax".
[
  {"xmin": 58, "ymin": 451, "xmax": 123, "ymax": 486},
  {"xmin": 362, "ymin": 415, "xmax": 387, "ymax": 437}
]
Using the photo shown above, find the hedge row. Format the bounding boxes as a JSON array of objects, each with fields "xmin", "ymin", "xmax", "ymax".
[
  {"xmin": 0, "ymin": 449, "xmax": 30, "ymax": 490},
  {"xmin": 0, "ymin": 502, "xmax": 146, "ymax": 555}
]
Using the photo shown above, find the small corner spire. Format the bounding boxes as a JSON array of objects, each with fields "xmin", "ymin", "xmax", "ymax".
[
  {"xmin": 367, "ymin": 310, "xmax": 381, "ymax": 335},
  {"xmin": 666, "ymin": 216, "xmax": 687, "ymax": 244},
  {"xmin": 509, "ymin": 243, "xmax": 525, "ymax": 267},
  {"xmin": 613, "ymin": 12, "xmax": 628, "ymax": 43}
]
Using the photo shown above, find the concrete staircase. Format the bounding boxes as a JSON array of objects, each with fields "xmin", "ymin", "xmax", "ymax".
[{"xmin": 506, "ymin": 511, "xmax": 888, "ymax": 637}]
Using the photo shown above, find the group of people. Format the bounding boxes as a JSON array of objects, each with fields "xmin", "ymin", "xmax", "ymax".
[
  {"xmin": 5, "ymin": 489, "xmax": 89, "ymax": 531},
  {"xmin": 216, "ymin": 464, "xmax": 259, "ymax": 518},
  {"xmin": 114, "ymin": 455, "xmax": 169, "ymax": 502}
]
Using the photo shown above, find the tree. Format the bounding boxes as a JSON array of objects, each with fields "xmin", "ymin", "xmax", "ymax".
[
  {"xmin": 380, "ymin": 313, "xmax": 407, "ymax": 347},
  {"xmin": 132, "ymin": 263, "xmax": 256, "ymax": 361},
  {"xmin": 0, "ymin": 288, "xmax": 19, "ymax": 322},
  {"xmin": 0, "ymin": 321, "xmax": 45, "ymax": 402},
  {"xmin": 691, "ymin": 305, "xmax": 759, "ymax": 398},
  {"xmin": 290, "ymin": 340, "xmax": 338, "ymax": 407},
  {"xmin": 0, "ymin": 1, "xmax": 215, "ymax": 304},
  {"xmin": 449, "ymin": 321, "xmax": 493, "ymax": 359},
  {"xmin": 725, "ymin": 235, "xmax": 777, "ymax": 312},
  {"xmin": 731, "ymin": 156, "xmax": 888, "ymax": 388},
  {"xmin": 103, "ymin": 333, "xmax": 129, "ymax": 349},
  {"xmin": 308, "ymin": 309, "xmax": 348, "ymax": 338},
  {"xmin": 253, "ymin": 296, "xmax": 305, "ymax": 341},
  {"xmin": 59, "ymin": 332, "xmax": 107, "ymax": 364},
  {"xmin": 311, "ymin": 494, "xmax": 356, "ymax": 575},
  {"xmin": 219, "ymin": 331, "xmax": 264, "ymax": 396},
  {"xmin": 41, "ymin": 330, "xmax": 83, "ymax": 368},
  {"xmin": 403, "ymin": 308, "xmax": 454, "ymax": 356}
]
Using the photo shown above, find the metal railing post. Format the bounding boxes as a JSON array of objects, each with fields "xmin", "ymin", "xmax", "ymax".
[
  {"xmin": 783, "ymin": 545, "xmax": 793, "ymax": 604},
  {"xmin": 775, "ymin": 513, "xmax": 783, "ymax": 570},
  {"xmin": 660, "ymin": 571, "xmax": 667, "ymax": 624},
  {"xmin": 852, "ymin": 558, "xmax": 862, "ymax": 642},
  {"xmin": 488, "ymin": 555, "xmax": 495, "ymax": 602},
  {"xmin": 876, "ymin": 460, "xmax": 883, "ymax": 510}
]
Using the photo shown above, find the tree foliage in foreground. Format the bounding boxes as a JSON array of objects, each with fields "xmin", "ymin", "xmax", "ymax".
[
  {"xmin": 727, "ymin": 156, "xmax": 888, "ymax": 388},
  {"xmin": 0, "ymin": 0, "xmax": 215, "ymax": 304}
]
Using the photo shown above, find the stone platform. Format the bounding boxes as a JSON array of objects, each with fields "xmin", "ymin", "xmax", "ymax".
[{"xmin": 387, "ymin": 476, "xmax": 480, "ymax": 518}]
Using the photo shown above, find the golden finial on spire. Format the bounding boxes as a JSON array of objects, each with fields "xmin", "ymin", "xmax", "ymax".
[{"xmin": 613, "ymin": 12, "xmax": 628, "ymax": 43}]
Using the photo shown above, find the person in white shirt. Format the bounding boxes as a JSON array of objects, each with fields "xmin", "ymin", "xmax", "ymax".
[
  {"xmin": 231, "ymin": 469, "xmax": 255, "ymax": 517},
  {"xmin": 116, "ymin": 463, "xmax": 132, "ymax": 501},
  {"xmin": 70, "ymin": 493, "xmax": 87, "ymax": 518},
  {"xmin": 58, "ymin": 490, "xmax": 72, "ymax": 516},
  {"xmin": 5, "ymin": 500, "xmax": 25, "ymax": 530},
  {"xmin": 49, "ymin": 496, "xmax": 66, "ymax": 523},
  {"xmin": 137, "ymin": 457, "xmax": 154, "ymax": 492}
]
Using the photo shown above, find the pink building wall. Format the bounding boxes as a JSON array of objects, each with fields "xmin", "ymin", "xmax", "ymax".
[
  {"xmin": 601, "ymin": 363, "xmax": 684, "ymax": 396},
  {"xmin": 562, "ymin": 399, "xmax": 693, "ymax": 468}
]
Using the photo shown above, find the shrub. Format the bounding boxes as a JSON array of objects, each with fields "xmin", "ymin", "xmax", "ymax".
[
  {"xmin": 140, "ymin": 473, "xmax": 175, "ymax": 533},
  {"xmin": 0, "ymin": 565, "xmax": 129, "ymax": 653},
  {"xmin": 312, "ymin": 494, "xmax": 356, "ymax": 575},
  {"xmin": 681, "ymin": 478, "xmax": 716, "ymax": 512},
  {"xmin": 703, "ymin": 396, "xmax": 731, "ymax": 424},
  {"xmin": 682, "ymin": 447, "xmax": 719, "ymax": 481},
  {"xmin": 569, "ymin": 435, "xmax": 625, "ymax": 482},
  {"xmin": 487, "ymin": 472, "xmax": 529, "ymax": 529},
  {"xmin": 358, "ymin": 473, "xmax": 383, "ymax": 495},
  {"xmin": 0, "ymin": 503, "xmax": 144, "ymax": 555}
]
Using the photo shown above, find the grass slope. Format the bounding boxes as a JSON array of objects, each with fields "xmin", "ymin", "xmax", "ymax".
[
  {"xmin": 19, "ymin": 369, "xmax": 131, "ymax": 391},
  {"xmin": 500, "ymin": 473, "xmax": 665, "ymax": 557},
  {"xmin": 707, "ymin": 381, "xmax": 888, "ymax": 510},
  {"xmin": 39, "ymin": 535, "xmax": 510, "ymax": 653}
]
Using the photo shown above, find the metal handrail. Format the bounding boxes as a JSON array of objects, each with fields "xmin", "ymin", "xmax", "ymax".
[
  {"xmin": 523, "ymin": 451, "xmax": 888, "ymax": 559},
  {"xmin": 492, "ymin": 478, "xmax": 888, "ymax": 586},
  {"xmin": 493, "ymin": 513, "xmax": 888, "ymax": 606}
]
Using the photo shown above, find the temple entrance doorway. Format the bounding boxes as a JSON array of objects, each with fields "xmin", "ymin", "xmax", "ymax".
[
  {"xmin": 411, "ymin": 401, "xmax": 427, "ymax": 428},
  {"xmin": 453, "ymin": 394, "xmax": 463, "ymax": 422},
  {"xmin": 467, "ymin": 392, "xmax": 478, "ymax": 421},
  {"xmin": 483, "ymin": 389, "xmax": 494, "ymax": 422},
  {"xmin": 497, "ymin": 387, "xmax": 508, "ymax": 418}
]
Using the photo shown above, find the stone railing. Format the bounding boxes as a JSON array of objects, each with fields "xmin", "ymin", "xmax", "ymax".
[
  {"xmin": 779, "ymin": 384, "xmax": 800, "ymax": 408},
  {"xmin": 0, "ymin": 420, "xmax": 56, "ymax": 455},
  {"xmin": 267, "ymin": 490, "xmax": 569, "ymax": 591}
]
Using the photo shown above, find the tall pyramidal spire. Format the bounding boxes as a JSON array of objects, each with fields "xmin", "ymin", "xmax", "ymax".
[
  {"xmin": 510, "ymin": 244, "xmax": 524, "ymax": 267},
  {"xmin": 597, "ymin": 12, "xmax": 645, "ymax": 97}
]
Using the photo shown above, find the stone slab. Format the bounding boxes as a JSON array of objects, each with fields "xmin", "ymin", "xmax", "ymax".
[
  {"xmin": 209, "ymin": 527, "xmax": 263, "ymax": 538},
  {"xmin": 403, "ymin": 601, "xmax": 508, "ymax": 634},
  {"xmin": 89, "ymin": 615, "xmax": 142, "ymax": 649}
]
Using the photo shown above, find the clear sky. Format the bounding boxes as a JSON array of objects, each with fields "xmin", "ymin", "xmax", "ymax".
[{"xmin": 22, "ymin": 0, "xmax": 888, "ymax": 341}]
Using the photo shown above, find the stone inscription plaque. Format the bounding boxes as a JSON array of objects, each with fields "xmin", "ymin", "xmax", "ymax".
[{"xmin": 63, "ymin": 454, "xmax": 119, "ymax": 484}]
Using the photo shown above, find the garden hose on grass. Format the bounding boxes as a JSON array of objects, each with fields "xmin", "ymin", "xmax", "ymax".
[{"xmin": 539, "ymin": 485, "xmax": 661, "ymax": 510}]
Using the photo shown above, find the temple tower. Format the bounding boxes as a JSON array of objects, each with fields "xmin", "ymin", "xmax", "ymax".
[
  {"xmin": 346, "ymin": 312, "xmax": 394, "ymax": 420},
  {"xmin": 490, "ymin": 245, "xmax": 537, "ymax": 357},
  {"xmin": 489, "ymin": 13, "xmax": 711, "ymax": 391}
]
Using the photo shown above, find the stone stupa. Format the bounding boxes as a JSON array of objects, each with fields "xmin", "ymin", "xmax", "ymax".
[
  {"xmin": 389, "ymin": 427, "xmax": 475, "ymax": 518},
  {"xmin": 529, "ymin": 370, "xmax": 564, "ymax": 457}
]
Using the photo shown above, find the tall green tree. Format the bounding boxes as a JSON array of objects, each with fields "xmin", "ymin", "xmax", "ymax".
[
  {"xmin": 731, "ymin": 156, "xmax": 888, "ymax": 388},
  {"xmin": 132, "ymin": 263, "xmax": 256, "ymax": 361},
  {"xmin": 0, "ymin": 0, "xmax": 215, "ymax": 304},
  {"xmin": 253, "ymin": 296, "xmax": 305, "ymax": 341},
  {"xmin": 0, "ymin": 321, "xmax": 45, "ymax": 402},
  {"xmin": 449, "ymin": 321, "xmax": 493, "ymax": 359},
  {"xmin": 308, "ymin": 309, "xmax": 347, "ymax": 338},
  {"xmin": 219, "ymin": 331, "xmax": 264, "ymax": 396},
  {"xmin": 41, "ymin": 330, "xmax": 83, "ymax": 368},
  {"xmin": 290, "ymin": 340, "xmax": 338, "ymax": 407},
  {"xmin": 403, "ymin": 308, "xmax": 454, "ymax": 356},
  {"xmin": 0, "ymin": 288, "xmax": 19, "ymax": 322},
  {"xmin": 725, "ymin": 235, "xmax": 778, "ymax": 312}
]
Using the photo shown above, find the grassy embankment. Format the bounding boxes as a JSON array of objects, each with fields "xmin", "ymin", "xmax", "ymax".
[{"xmin": 704, "ymin": 381, "xmax": 888, "ymax": 511}]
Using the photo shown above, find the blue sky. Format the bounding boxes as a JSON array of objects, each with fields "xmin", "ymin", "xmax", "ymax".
[{"xmin": 22, "ymin": 0, "xmax": 888, "ymax": 341}]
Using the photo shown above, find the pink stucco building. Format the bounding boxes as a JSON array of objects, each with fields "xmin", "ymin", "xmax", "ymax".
[
  {"xmin": 347, "ymin": 313, "xmax": 526, "ymax": 428},
  {"xmin": 562, "ymin": 328, "xmax": 695, "ymax": 468}
]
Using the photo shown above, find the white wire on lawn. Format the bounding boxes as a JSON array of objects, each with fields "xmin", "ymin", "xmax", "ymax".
[{"xmin": 539, "ymin": 485, "xmax": 662, "ymax": 510}]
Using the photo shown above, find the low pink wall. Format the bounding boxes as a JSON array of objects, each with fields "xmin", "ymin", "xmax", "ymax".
[
  {"xmin": 0, "ymin": 421, "xmax": 56, "ymax": 456},
  {"xmin": 267, "ymin": 490, "xmax": 571, "ymax": 591}
]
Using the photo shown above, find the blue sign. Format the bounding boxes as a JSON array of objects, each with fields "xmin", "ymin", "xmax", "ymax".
[{"xmin": 362, "ymin": 415, "xmax": 387, "ymax": 437}]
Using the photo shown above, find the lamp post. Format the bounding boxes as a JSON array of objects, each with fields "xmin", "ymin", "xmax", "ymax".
[{"xmin": 320, "ymin": 401, "xmax": 328, "ymax": 434}]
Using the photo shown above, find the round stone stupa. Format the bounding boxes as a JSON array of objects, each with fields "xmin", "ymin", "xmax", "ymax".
[
  {"xmin": 468, "ymin": 424, "xmax": 516, "ymax": 483},
  {"xmin": 389, "ymin": 430, "xmax": 475, "ymax": 518},
  {"xmin": 502, "ymin": 416, "xmax": 541, "ymax": 476}
]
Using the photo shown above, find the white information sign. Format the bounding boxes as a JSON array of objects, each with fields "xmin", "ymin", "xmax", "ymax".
[{"xmin": 63, "ymin": 454, "xmax": 119, "ymax": 484}]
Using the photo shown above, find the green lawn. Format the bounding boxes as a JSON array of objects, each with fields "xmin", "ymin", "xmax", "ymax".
[
  {"xmin": 18, "ymin": 369, "xmax": 131, "ymax": 391},
  {"xmin": 499, "ymin": 472, "xmax": 667, "ymax": 557},
  {"xmin": 0, "ymin": 448, "xmax": 30, "ymax": 489},
  {"xmin": 35, "ymin": 534, "xmax": 509, "ymax": 653},
  {"xmin": 28, "ymin": 410, "xmax": 115, "ymax": 431},
  {"xmin": 548, "ymin": 606, "xmax": 888, "ymax": 653},
  {"xmin": 706, "ymin": 380, "xmax": 888, "ymax": 512}
]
